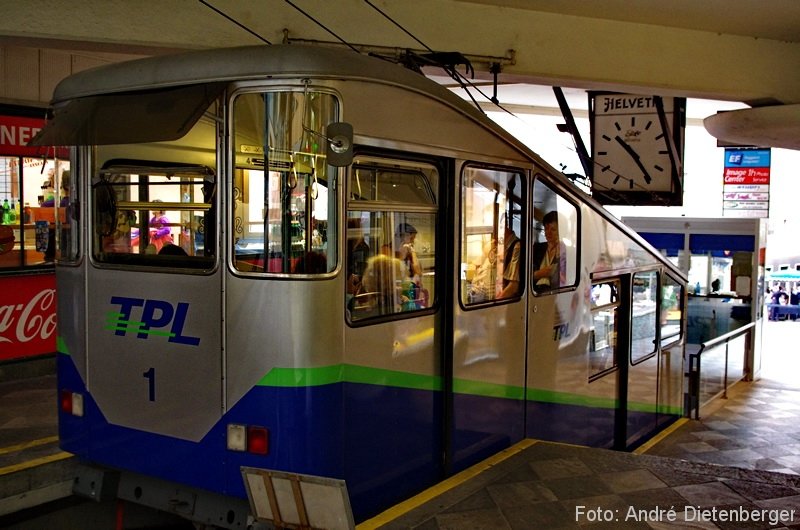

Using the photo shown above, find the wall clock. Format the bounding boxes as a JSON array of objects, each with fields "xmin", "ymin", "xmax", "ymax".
[{"xmin": 589, "ymin": 92, "xmax": 685, "ymax": 206}]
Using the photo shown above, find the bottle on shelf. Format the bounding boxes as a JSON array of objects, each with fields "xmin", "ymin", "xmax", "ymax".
[
  {"xmin": 8, "ymin": 200, "xmax": 17, "ymax": 223},
  {"xmin": 1, "ymin": 198, "xmax": 10, "ymax": 224},
  {"xmin": 23, "ymin": 202, "xmax": 32, "ymax": 223}
]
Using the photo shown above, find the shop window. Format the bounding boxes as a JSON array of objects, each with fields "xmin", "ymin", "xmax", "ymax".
[
  {"xmin": 460, "ymin": 165, "xmax": 525, "ymax": 305},
  {"xmin": 631, "ymin": 270, "xmax": 658, "ymax": 363},
  {"xmin": 531, "ymin": 178, "xmax": 578, "ymax": 294},
  {"xmin": 231, "ymin": 90, "xmax": 338, "ymax": 275},
  {"xmin": 347, "ymin": 157, "xmax": 437, "ymax": 322},
  {"xmin": 589, "ymin": 280, "xmax": 619, "ymax": 378},
  {"xmin": 0, "ymin": 156, "xmax": 70, "ymax": 269}
]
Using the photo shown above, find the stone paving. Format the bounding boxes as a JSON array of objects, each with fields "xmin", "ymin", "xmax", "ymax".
[{"xmin": 372, "ymin": 321, "xmax": 800, "ymax": 529}]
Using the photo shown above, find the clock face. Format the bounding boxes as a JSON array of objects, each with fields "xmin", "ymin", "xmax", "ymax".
[{"xmin": 591, "ymin": 94, "xmax": 680, "ymax": 195}]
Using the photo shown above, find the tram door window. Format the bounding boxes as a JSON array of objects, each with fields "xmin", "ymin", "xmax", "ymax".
[
  {"xmin": 631, "ymin": 270, "xmax": 658, "ymax": 363},
  {"xmin": 531, "ymin": 178, "xmax": 578, "ymax": 294},
  {"xmin": 460, "ymin": 165, "xmax": 525, "ymax": 305},
  {"xmin": 231, "ymin": 90, "xmax": 338, "ymax": 275},
  {"xmin": 661, "ymin": 274, "xmax": 684, "ymax": 347},
  {"xmin": 346, "ymin": 157, "xmax": 438, "ymax": 322},
  {"xmin": 589, "ymin": 280, "xmax": 620, "ymax": 377},
  {"xmin": 0, "ymin": 156, "xmax": 71, "ymax": 268}
]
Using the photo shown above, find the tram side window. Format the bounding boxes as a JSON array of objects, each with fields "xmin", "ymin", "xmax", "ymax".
[
  {"xmin": 631, "ymin": 270, "xmax": 658, "ymax": 363},
  {"xmin": 661, "ymin": 274, "xmax": 683, "ymax": 347},
  {"xmin": 589, "ymin": 280, "xmax": 620, "ymax": 377},
  {"xmin": 347, "ymin": 158, "xmax": 438, "ymax": 322},
  {"xmin": 0, "ymin": 157, "xmax": 72, "ymax": 269},
  {"xmin": 460, "ymin": 165, "xmax": 525, "ymax": 305},
  {"xmin": 231, "ymin": 90, "xmax": 338, "ymax": 275},
  {"xmin": 91, "ymin": 99, "xmax": 218, "ymax": 268},
  {"xmin": 531, "ymin": 178, "xmax": 577, "ymax": 294},
  {"xmin": 92, "ymin": 166, "xmax": 215, "ymax": 268}
]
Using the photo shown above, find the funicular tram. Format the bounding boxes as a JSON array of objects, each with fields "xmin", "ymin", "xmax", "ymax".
[{"xmin": 33, "ymin": 44, "xmax": 686, "ymax": 527}]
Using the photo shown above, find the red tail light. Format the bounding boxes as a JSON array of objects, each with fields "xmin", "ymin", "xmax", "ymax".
[
  {"xmin": 247, "ymin": 426, "xmax": 269, "ymax": 455},
  {"xmin": 227, "ymin": 423, "xmax": 269, "ymax": 455},
  {"xmin": 60, "ymin": 390, "xmax": 84, "ymax": 417}
]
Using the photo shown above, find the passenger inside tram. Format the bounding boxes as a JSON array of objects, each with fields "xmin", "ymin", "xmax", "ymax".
[
  {"xmin": 467, "ymin": 238, "xmax": 498, "ymax": 303},
  {"xmin": 360, "ymin": 244, "xmax": 408, "ymax": 314},
  {"xmin": 532, "ymin": 210, "xmax": 566, "ymax": 292},
  {"xmin": 499, "ymin": 222, "xmax": 521, "ymax": 298}
]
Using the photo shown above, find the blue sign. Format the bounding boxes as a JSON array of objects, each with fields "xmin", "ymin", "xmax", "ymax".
[{"xmin": 724, "ymin": 148, "xmax": 771, "ymax": 168}]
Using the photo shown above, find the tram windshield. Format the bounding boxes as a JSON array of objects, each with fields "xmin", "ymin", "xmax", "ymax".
[{"xmin": 231, "ymin": 90, "xmax": 338, "ymax": 274}]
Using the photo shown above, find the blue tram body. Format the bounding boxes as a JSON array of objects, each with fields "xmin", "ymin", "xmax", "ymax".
[{"xmin": 37, "ymin": 44, "xmax": 687, "ymax": 527}]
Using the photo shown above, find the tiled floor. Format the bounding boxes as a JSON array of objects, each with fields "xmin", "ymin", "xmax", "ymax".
[
  {"xmin": 646, "ymin": 320, "xmax": 800, "ymax": 475},
  {"xmin": 374, "ymin": 440, "xmax": 800, "ymax": 529}
]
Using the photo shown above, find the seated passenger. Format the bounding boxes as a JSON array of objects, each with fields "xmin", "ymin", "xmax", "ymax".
[
  {"xmin": 468, "ymin": 238, "xmax": 498, "ymax": 302},
  {"xmin": 103, "ymin": 210, "xmax": 137, "ymax": 253},
  {"xmin": 292, "ymin": 251, "xmax": 327, "ymax": 273},
  {"xmin": 361, "ymin": 245, "xmax": 407, "ymax": 314},
  {"xmin": 149, "ymin": 203, "xmax": 173, "ymax": 252},
  {"xmin": 158, "ymin": 243, "xmax": 189, "ymax": 256}
]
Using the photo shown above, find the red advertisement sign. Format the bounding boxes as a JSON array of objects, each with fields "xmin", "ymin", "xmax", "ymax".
[
  {"xmin": 0, "ymin": 115, "xmax": 45, "ymax": 156},
  {"xmin": 0, "ymin": 273, "xmax": 57, "ymax": 360},
  {"xmin": 723, "ymin": 167, "xmax": 771, "ymax": 185}
]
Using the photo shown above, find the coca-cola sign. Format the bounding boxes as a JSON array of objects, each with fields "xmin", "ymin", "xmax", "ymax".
[{"xmin": 0, "ymin": 274, "xmax": 56, "ymax": 360}]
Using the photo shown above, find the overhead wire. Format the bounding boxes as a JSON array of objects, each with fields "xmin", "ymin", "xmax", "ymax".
[
  {"xmin": 361, "ymin": 0, "xmax": 515, "ymax": 117},
  {"xmin": 198, "ymin": 0, "xmax": 613, "ymax": 198},
  {"xmin": 363, "ymin": 0, "xmax": 432, "ymax": 52},
  {"xmin": 198, "ymin": 0, "xmax": 272, "ymax": 45},
  {"xmin": 283, "ymin": 0, "xmax": 360, "ymax": 53}
]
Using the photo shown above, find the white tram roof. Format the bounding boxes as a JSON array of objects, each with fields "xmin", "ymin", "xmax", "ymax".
[
  {"xmin": 32, "ymin": 44, "xmax": 688, "ymax": 282},
  {"xmin": 33, "ymin": 43, "xmax": 533, "ymax": 158},
  {"xmin": 49, "ymin": 44, "xmax": 447, "ymax": 103}
]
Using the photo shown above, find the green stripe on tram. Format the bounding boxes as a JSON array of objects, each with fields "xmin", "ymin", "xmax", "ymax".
[
  {"xmin": 56, "ymin": 336, "xmax": 70, "ymax": 355},
  {"xmin": 256, "ymin": 365, "xmax": 682, "ymax": 415},
  {"xmin": 527, "ymin": 387, "xmax": 619, "ymax": 409},
  {"xmin": 257, "ymin": 364, "xmax": 442, "ymax": 391}
]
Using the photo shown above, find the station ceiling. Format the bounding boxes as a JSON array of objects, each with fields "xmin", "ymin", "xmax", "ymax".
[{"xmin": 0, "ymin": 0, "xmax": 798, "ymax": 147}]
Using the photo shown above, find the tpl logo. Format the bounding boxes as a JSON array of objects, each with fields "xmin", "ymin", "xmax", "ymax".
[{"xmin": 106, "ymin": 296, "xmax": 201, "ymax": 346}]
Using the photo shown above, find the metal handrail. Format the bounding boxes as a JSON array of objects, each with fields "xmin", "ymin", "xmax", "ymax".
[
  {"xmin": 686, "ymin": 322, "xmax": 755, "ymax": 420},
  {"xmin": 697, "ymin": 322, "xmax": 755, "ymax": 355}
]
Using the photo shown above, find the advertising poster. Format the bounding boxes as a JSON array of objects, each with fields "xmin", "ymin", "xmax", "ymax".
[
  {"xmin": 0, "ymin": 273, "xmax": 57, "ymax": 360},
  {"xmin": 722, "ymin": 148, "xmax": 770, "ymax": 218}
]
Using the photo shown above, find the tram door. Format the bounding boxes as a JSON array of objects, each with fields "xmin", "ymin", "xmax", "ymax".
[
  {"xmin": 626, "ymin": 270, "xmax": 663, "ymax": 448},
  {"xmin": 343, "ymin": 154, "xmax": 444, "ymax": 508},
  {"xmin": 528, "ymin": 274, "xmax": 630, "ymax": 449},
  {"xmin": 451, "ymin": 165, "xmax": 527, "ymax": 472}
]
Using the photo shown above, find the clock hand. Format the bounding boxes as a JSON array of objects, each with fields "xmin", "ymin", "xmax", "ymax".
[{"xmin": 615, "ymin": 136, "xmax": 652, "ymax": 184}]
